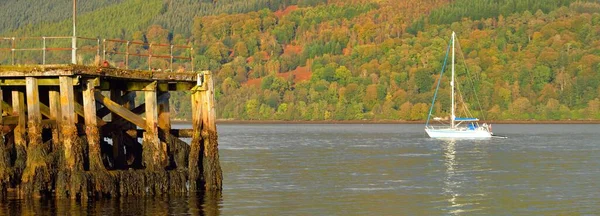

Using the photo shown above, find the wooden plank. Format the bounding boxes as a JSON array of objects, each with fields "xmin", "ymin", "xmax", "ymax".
[
  {"xmin": 11, "ymin": 90, "xmax": 26, "ymax": 148},
  {"xmin": 26, "ymin": 77, "xmax": 42, "ymax": 146},
  {"xmin": 94, "ymin": 92, "xmax": 147, "ymax": 130},
  {"xmin": 83, "ymin": 79, "xmax": 104, "ymax": 171}
]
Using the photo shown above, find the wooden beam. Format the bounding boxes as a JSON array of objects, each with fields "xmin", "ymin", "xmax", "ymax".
[
  {"xmin": 96, "ymin": 91, "xmax": 136, "ymax": 118},
  {"xmin": 0, "ymin": 116, "xmax": 55, "ymax": 127},
  {"xmin": 2, "ymin": 116, "xmax": 17, "ymax": 125},
  {"xmin": 94, "ymin": 92, "xmax": 147, "ymax": 130},
  {"xmin": 0, "ymin": 77, "xmax": 80, "ymax": 86},
  {"xmin": 1, "ymin": 101, "xmax": 12, "ymax": 114},
  {"xmin": 26, "ymin": 77, "xmax": 42, "ymax": 147},
  {"xmin": 97, "ymin": 81, "xmax": 196, "ymax": 91}
]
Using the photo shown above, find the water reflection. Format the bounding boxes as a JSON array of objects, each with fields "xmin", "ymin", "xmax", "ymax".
[
  {"xmin": 442, "ymin": 139, "xmax": 461, "ymax": 215},
  {"xmin": 0, "ymin": 190, "xmax": 222, "ymax": 215}
]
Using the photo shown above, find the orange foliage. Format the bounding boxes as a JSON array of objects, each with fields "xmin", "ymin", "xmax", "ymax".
[{"xmin": 274, "ymin": 5, "xmax": 298, "ymax": 18}]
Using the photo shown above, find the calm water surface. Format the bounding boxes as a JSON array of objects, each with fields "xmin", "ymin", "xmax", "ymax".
[{"xmin": 1, "ymin": 124, "xmax": 600, "ymax": 215}]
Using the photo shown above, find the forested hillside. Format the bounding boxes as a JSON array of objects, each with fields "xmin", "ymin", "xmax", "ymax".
[{"xmin": 3, "ymin": 0, "xmax": 600, "ymax": 121}]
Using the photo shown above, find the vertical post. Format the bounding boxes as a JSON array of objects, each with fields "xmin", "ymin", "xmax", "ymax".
[
  {"xmin": 12, "ymin": 90, "xmax": 26, "ymax": 151},
  {"xmin": 11, "ymin": 37, "xmax": 15, "ymax": 65},
  {"xmin": 126, "ymin": 41, "xmax": 130, "ymax": 69},
  {"xmin": 21, "ymin": 77, "xmax": 47, "ymax": 195},
  {"xmin": 60, "ymin": 76, "xmax": 79, "ymax": 171},
  {"xmin": 200, "ymin": 72, "xmax": 222, "ymax": 191},
  {"xmin": 83, "ymin": 79, "xmax": 103, "ymax": 171},
  {"xmin": 170, "ymin": 45, "xmax": 174, "ymax": 72},
  {"xmin": 142, "ymin": 82, "xmax": 167, "ymax": 170},
  {"xmin": 190, "ymin": 47, "xmax": 194, "ymax": 72},
  {"xmin": 189, "ymin": 89, "xmax": 203, "ymax": 191},
  {"xmin": 103, "ymin": 39, "xmax": 106, "ymax": 61},
  {"xmin": 148, "ymin": 43, "xmax": 152, "ymax": 71},
  {"xmin": 26, "ymin": 77, "xmax": 42, "ymax": 147},
  {"xmin": 72, "ymin": 0, "xmax": 77, "ymax": 64},
  {"xmin": 11, "ymin": 90, "xmax": 26, "ymax": 184},
  {"xmin": 110, "ymin": 90, "xmax": 126, "ymax": 169},
  {"xmin": 43, "ymin": 37, "xmax": 46, "ymax": 65},
  {"xmin": 158, "ymin": 92, "xmax": 171, "ymax": 167},
  {"xmin": 49, "ymin": 88, "xmax": 61, "ymax": 151},
  {"xmin": 97, "ymin": 38, "xmax": 100, "ymax": 58}
]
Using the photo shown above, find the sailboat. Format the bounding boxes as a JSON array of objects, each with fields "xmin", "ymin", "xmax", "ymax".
[{"xmin": 425, "ymin": 32, "xmax": 492, "ymax": 138}]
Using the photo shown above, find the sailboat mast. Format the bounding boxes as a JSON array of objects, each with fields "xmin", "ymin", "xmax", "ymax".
[{"xmin": 451, "ymin": 32, "xmax": 455, "ymax": 129}]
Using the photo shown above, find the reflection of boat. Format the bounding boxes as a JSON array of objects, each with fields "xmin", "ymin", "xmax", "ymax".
[{"xmin": 425, "ymin": 32, "xmax": 492, "ymax": 138}]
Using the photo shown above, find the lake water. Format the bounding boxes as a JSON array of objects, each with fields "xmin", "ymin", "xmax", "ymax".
[{"xmin": 2, "ymin": 124, "xmax": 600, "ymax": 215}]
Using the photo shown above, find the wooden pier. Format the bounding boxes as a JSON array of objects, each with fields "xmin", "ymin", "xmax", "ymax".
[{"xmin": 0, "ymin": 64, "xmax": 222, "ymax": 198}]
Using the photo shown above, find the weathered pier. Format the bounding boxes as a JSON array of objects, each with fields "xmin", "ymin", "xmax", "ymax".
[{"xmin": 0, "ymin": 64, "xmax": 222, "ymax": 199}]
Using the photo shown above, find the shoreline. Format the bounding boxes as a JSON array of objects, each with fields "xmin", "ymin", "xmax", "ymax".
[{"xmin": 173, "ymin": 119, "xmax": 600, "ymax": 124}]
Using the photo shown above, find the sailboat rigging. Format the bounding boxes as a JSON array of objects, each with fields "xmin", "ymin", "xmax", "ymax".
[{"xmin": 425, "ymin": 32, "xmax": 492, "ymax": 138}]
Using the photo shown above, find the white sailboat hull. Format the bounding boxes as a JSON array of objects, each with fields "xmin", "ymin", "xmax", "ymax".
[{"xmin": 425, "ymin": 127, "xmax": 492, "ymax": 138}]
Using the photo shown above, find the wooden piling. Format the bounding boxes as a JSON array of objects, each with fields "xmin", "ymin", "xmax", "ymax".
[
  {"xmin": 60, "ymin": 76, "xmax": 80, "ymax": 171},
  {"xmin": 83, "ymin": 79, "xmax": 103, "ymax": 171},
  {"xmin": 49, "ymin": 89, "xmax": 61, "ymax": 151},
  {"xmin": 110, "ymin": 90, "xmax": 127, "ymax": 170},
  {"xmin": 200, "ymin": 72, "xmax": 222, "ymax": 191},
  {"xmin": 0, "ymin": 65, "xmax": 222, "ymax": 198},
  {"xmin": 11, "ymin": 90, "xmax": 26, "ymax": 185},
  {"xmin": 189, "ymin": 89, "xmax": 203, "ymax": 191},
  {"xmin": 142, "ymin": 82, "xmax": 167, "ymax": 171},
  {"xmin": 21, "ymin": 77, "xmax": 49, "ymax": 195}
]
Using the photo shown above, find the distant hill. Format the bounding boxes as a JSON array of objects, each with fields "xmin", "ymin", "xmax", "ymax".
[{"xmin": 3, "ymin": 0, "xmax": 600, "ymax": 121}]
